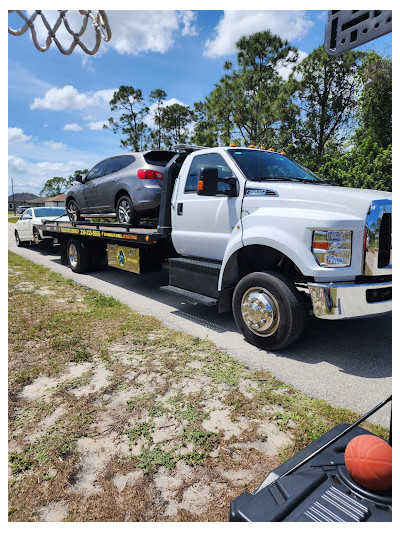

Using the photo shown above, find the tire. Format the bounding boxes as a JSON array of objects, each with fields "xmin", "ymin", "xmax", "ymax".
[
  {"xmin": 66, "ymin": 238, "xmax": 90, "ymax": 273},
  {"xmin": 67, "ymin": 199, "xmax": 83, "ymax": 222},
  {"xmin": 15, "ymin": 230, "xmax": 25, "ymax": 247},
  {"xmin": 232, "ymin": 271, "xmax": 305, "ymax": 351},
  {"xmin": 116, "ymin": 195, "xmax": 140, "ymax": 226},
  {"xmin": 32, "ymin": 227, "xmax": 41, "ymax": 244}
]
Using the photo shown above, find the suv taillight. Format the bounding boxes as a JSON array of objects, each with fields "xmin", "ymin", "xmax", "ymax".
[{"xmin": 137, "ymin": 169, "xmax": 163, "ymax": 180}]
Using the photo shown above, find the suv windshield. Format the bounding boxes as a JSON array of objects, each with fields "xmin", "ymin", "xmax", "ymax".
[{"xmin": 227, "ymin": 149, "xmax": 323, "ymax": 183}]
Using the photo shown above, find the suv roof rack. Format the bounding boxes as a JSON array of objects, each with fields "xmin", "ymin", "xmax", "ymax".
[{"xmin": 171, "ymin": 144, "xmax": 209, "ymax": 153}]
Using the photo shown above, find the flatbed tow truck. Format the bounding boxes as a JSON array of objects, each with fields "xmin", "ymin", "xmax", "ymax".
[{"xmin": 40, "ymin": 145, "xmax": 392, "ymax": 351}]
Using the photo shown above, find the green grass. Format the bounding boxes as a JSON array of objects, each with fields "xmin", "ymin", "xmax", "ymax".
[{"xmin": 8, "ymin": 251, "xmax": 390, "ymax": 522}]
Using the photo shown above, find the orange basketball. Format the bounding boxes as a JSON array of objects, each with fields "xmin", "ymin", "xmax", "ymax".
[{"xmin": 344, "ymin": 435, "xmax": 392, "ymax": 491}]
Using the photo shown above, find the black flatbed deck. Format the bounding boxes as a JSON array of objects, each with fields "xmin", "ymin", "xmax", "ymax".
[{"xmin": 41, "ymin": 220, "xmax": 169, "ymax": 245}]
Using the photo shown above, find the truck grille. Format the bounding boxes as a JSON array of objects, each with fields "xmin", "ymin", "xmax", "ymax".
[{"xmin": 378, "ymin": 213, "xmax": 391, "ymax": 268}]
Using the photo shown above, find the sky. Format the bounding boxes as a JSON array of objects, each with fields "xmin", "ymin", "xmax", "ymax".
[{"xmin": 8, "ymin": 7, "xmax": 392, "ymax": 196}]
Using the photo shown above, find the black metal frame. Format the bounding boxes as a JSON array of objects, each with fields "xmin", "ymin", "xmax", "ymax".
[{"xmin": 324, "ymin": 10, "xmax": 392, "ymax": 56}]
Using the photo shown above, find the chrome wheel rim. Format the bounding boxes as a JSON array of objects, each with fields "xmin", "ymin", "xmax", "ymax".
[
  {"xmin": 68, "ymin": 243, "xmax": 78, "ymax": 268},
  {"xmin": 67, "ymin": 201, "xmax": 77, "ymax": 221},
  {"xmin": 118, "ymin": 200, "xmax": 131, "ymax": 223},
  {"xmin": 241, "ymin": 287, "xmax": 280, "ymax": 337}
]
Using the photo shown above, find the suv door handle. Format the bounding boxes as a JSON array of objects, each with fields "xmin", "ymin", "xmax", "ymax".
[
  {"xmin": 112, "ymin": 178, "xmax": 119, "ymax": 182},
  {"xmin": 177, "ymin": 203, "xmax": 183, "ymax": 215}
]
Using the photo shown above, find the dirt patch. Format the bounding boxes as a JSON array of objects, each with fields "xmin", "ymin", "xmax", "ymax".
[{"xmin": 38, "ymin": 501, "xmax": 69, "ymax": 522}]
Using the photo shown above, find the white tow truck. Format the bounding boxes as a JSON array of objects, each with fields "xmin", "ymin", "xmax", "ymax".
[{"xmin": 40, "ymin": 145, "xmax": 392, "ymax": 350}]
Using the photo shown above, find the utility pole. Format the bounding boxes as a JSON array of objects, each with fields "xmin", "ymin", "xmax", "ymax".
[{"xmin": 11, "ymin": 177, "xmax": 16, "ymax": 215}]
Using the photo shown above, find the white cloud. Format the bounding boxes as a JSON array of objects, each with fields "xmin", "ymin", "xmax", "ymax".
[
  {"xmin": 104, "ymin": 10, "xmax": 197, "ymax": 55},
  {"xmin": 88, "ymin": 120, "xmax": 108, "ymax": 130},
  {"xmin": 204, "ymin": 10, "xmax": 313, "ymax": 58},
  {"xmin": 43, "ymin": 140, "xmax": 66, "ymax": 150},
  {"xmin": 278, "ymin": 50, "xmax": 308, "ymax": 81},
  {"xmin": 30, "ymin": 85, "xmax": 117, "ymax": 112},
  {"xmin": 179, "ymin": 11, "xmax": 197, "ymax": 37},
  {"xmin": 8, "ymin": 127, "xmax": 31, "ymax": 144},
  {"xmin": 63, "ymin": 123, "xmax": 82, "ymax": 132}
]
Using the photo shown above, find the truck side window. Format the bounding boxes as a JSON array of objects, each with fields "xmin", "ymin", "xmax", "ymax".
[{"xmin": 185, "ymin": 153, "xmax": 233, "ymax": 193}]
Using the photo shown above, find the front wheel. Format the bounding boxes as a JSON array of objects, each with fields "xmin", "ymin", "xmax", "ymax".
[
  {"xmin": 67, "ymin": 199, "xmax": 83, "ymax": 222},
  {"xmin": 116, "ymin": 195, "xmax": 140, "ymax": 226},
  {"xmin": 232, "ymin": 271, "xmax": 305, "ymax": 351},
  {"xmin": 15, "ymin": 230, "xmax": 25, "ymax": 247}
]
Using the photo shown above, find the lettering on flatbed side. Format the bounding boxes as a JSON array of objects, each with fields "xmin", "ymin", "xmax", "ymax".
[{"xmin": 60, "ymin": 227, "xmax": 80, "ymax": 234}]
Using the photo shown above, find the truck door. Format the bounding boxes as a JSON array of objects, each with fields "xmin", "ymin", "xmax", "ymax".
[{"xmin": 171, "ymin": 152, "xmax": 242, "ymax": 261}]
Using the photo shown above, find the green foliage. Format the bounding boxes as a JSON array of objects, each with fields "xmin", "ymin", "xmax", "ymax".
[
  {"xmin": 288, "ymin": 46, "xmax": 363, "ymax": 167},
  {"xmin": 104, "ymin": 86, "xmax": 149, "ymax": 152},
  {"xmin": 39, "ymin": 176, "xmax": 67, "ymax": 197},
  {"xmin": 319, "ymin": 140, "xmax": 392, "ymax": 191},
  {"xmin": 160, "ymin": 103, "xmax": 194, "ymax": 146},
  {"xmin": 149, "ymin": 88, "xmax": 167, "ymax": 149},
  {"xmin": 355, "ymin": 52, "xmax": 392, "ymax": 148},
  {"xmin": 194, "ymin": 31, "xmax": 298, "ymax": 147}
]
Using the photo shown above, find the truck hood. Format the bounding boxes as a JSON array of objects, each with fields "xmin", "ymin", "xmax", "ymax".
[{"xmin": 243, "ymin": 181, "xmax": 392, "ymax": 220}]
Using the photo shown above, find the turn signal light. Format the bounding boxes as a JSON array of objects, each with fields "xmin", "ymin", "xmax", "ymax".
[
  {"xmin": 230, "ymin": 143, "xmax": 236, "ymax": 147},
  {"xmin": 137, "ymin": 169, "xmax": 163, "ymax": 180},
  {"xmin": 268, "ymin": 148, "xmax": 274, "ymax": 152},
  {"xmin": 260, "ymin": 146, "xmax": 265, "ymax": 150},
  {"xmin": 249, "ymin": 144, "xmax": 255, "ymax": 148},
  {"xmin": 197, "ymin": 180, "xmax": 204, "ymax": 191},
  {"xmin": 280, "ymin": 151, "xmax": 286, "ymax": 155}
]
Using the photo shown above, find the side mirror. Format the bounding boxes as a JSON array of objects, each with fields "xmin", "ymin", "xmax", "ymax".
[
  {"xmin": 197, "ymin": 167, "xmax": 218, "ymax": 196},
  {"xmin": 75, "ymin": 174, "xmax": 83, "ymax": 183}
]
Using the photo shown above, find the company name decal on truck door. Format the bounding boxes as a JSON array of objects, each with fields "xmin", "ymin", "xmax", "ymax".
[{"xmin": 244, "ymin": 188, "xmax": 278, "ymax": 197}]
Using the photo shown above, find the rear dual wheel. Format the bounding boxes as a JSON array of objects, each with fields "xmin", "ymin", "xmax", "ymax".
[
  {"xmin": 232, "ymin": 271, "xmax": 305, "ymax": 351},
  {"xmin": 66, "ymin": 238, "xmax": 90, "ymax": 273}
]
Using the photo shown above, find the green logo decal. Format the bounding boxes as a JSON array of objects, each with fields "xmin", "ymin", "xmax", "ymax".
[{"xmin": 117, "ymin": 249, "xmax": 126, "ymax": 266}]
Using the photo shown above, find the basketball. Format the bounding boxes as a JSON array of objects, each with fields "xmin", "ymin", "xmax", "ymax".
[{"xmin": 344, "ymin": 435, "xmax": 392, "ymax": 491}]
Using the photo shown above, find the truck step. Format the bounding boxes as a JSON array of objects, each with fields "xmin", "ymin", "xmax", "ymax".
[{"xmin": 160, "ymin": 285, "xmax": 218, "ymax": 306}]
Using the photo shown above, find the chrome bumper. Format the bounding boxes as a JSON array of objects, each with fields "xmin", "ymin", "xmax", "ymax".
[{"xmin": 307, "ymin": 281, "xmax": 392, "ymax": 320}]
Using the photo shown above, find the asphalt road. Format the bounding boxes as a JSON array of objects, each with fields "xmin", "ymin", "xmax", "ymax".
[{"xmin": 8, "ymin": 223, "xmax": 392, "ymax": 427}]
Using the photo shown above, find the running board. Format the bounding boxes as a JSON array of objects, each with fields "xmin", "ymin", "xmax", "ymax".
[{"xmin": 160, "ymin": 285, "xmax": 218, "ymax": 306}]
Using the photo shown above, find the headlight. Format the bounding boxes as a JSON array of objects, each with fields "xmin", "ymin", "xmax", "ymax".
[{"xmin": 312, "ymin": 230, "xmax": 352, "ymax": 267}]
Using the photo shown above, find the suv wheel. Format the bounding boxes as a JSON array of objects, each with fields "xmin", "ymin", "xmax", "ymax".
[
  {"xmin": 116, "ymin": 195, "xmax": 140, "ymax": 226},
  {"xmin": 67, "ymin": 199, "xmax": 83, "ymax": 222}
]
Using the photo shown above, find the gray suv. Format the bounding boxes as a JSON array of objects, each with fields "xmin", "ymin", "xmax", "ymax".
[{"xmin": 65, "ymin": 150, "xmax": 177, "ymax": 225}]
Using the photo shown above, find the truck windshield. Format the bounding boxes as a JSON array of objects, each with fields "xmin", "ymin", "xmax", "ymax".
[{"xmin": 227, "ymin": 149, "xmax": 323, "ymax": 183}]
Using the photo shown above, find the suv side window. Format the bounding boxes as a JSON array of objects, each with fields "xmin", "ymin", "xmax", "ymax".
[
  {"xmin": 86, "ymin": 159, "xmax": 108, "ymax": 181},
  {"xmin": 121, "ymin": 155, "xmax": 135, "ymax": 169},
  {"xmin": 185, "ymin": 153, "xmax": 234, "ymax": 193},
  {"xmin": 104, "ymin": 156, "xmax": 125, "ymax": 176}
]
